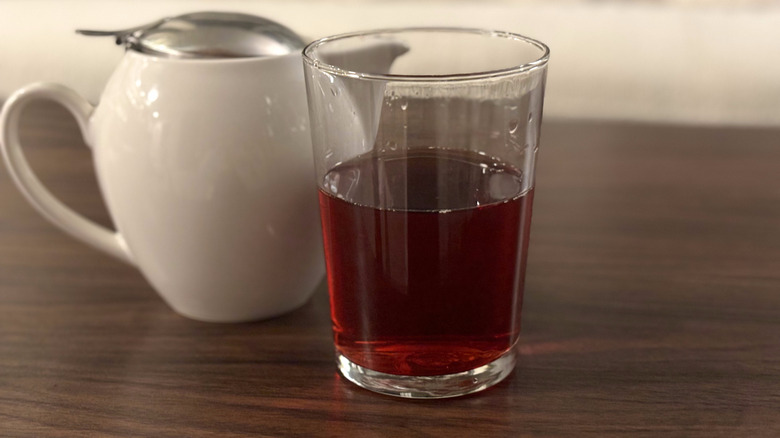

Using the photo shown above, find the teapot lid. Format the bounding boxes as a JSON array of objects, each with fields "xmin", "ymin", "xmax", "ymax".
[{"xmin": 77, "ymin": 12, "xmax": 306, "ymax": 58}]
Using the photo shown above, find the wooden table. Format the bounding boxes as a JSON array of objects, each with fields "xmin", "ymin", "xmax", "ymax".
[{"xmin": 2, "ymin": 102, "xmax": 779, "ymax": 437}]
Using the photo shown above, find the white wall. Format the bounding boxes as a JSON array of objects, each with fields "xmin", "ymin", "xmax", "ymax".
[{"xmin": 1, "ymin": 0, "xmax": 779, "ymax": 126}]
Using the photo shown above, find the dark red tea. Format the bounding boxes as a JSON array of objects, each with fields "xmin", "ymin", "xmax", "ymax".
[{"xmin": 318, "ymin": 148, "xmax": 534, "ymax": 376}]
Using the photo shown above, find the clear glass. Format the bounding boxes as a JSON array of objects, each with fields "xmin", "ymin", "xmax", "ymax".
[{"xmin": 303, "ymin": 28, "xmax": 549, "ymax": 399}]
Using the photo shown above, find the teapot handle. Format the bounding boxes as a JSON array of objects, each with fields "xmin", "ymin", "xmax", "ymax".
[{"xmin": 0, "ymin": 83, "xmax": 135, "ymax": 265}]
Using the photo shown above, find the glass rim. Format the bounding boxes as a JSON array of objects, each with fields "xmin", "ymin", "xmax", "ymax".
[{"xmin": 302, "ymin": 27, "xmax": 550, "ymax": 82}]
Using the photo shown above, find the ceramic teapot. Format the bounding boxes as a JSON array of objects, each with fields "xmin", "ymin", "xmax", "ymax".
[{"xmin": 0, "ymin": 12, "xmax": 406, "ymax": 322}]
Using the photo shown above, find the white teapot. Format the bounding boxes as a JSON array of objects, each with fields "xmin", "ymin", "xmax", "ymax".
[{"xmin": 0, "ymin": 12, "xmax": 405, "ymax": 322}]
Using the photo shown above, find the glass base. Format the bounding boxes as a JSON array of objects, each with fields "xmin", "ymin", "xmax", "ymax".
[{"xmin": 336, "ymin": 348, "xmax": 516, "ymax": 399}]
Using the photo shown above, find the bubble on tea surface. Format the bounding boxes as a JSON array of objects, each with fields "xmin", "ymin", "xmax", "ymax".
[
  {"xmin": 489, "ymin": 172, "xmax": 523, "ymax": 200},
  {"xmin": 508, "ymin": 119, "xmax": 519, "ymax": 134}
]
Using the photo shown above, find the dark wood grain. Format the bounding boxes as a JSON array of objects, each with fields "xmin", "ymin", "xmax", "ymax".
[{"xmin": 1, "ymin": 101, "xmax": 779, "ymax": 437}]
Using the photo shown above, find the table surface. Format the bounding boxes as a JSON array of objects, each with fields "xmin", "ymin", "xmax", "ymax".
[{"xmin": 1, "ymin": 102, "xmax": 779, "ymax": 437}]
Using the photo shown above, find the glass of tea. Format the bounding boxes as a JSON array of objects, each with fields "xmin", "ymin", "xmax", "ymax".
[{"xmin": 303, "ymin": 28, "xmax": 549, "ymax": 398}]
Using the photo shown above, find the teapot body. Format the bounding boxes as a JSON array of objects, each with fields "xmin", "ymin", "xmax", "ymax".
[
  {"xmin": 1, "ymin": 34, "xmax": 405, "ymax": 322},
  {"xmin": 89, "ymin": 50, "xmax": 323, "ymax": 321}
]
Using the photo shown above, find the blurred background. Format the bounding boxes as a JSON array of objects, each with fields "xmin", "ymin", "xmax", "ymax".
[{"xmin": 1, "ymin": 0, "xmax": 778, "ymax": 126}]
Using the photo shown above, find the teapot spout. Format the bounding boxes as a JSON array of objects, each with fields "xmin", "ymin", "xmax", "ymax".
[
  {"xmin": 317, "ymin": 39, "xmax": 410, "ymax": 76},
  {"xmin": 304, "ymin": 36, "xmax": 412, "ymax": 172}
]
